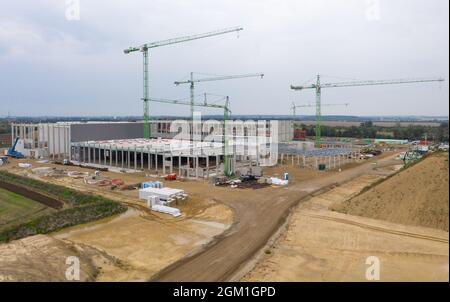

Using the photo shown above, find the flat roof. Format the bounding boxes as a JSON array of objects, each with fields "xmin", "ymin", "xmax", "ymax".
[{"xmin": 73, "ymin": 138, "xmax": 226, "ymax": 156}]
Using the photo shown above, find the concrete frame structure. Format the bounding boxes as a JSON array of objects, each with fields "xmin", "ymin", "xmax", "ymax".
[
  {"xmin": 11, "ymin": 120, "xmax": 292, "ymax": 161},
  {"xmin": 9, "ymin": 120, "xmax": 368, "ymax": 174},
  {"xmin": 277, "ymin": 141, "xmax": 362, "ymax": 170},
  {"xmin": 70, "ymin": 138, "xmax": 243, "ymax": 178},
  {"xmin": 11, "ymin": 123, "xmax": 71, "ymax": 159}
]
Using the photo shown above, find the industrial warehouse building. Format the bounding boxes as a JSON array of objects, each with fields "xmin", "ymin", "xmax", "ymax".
[
  {"xmin": 11, "ymin": 121, "xmax": 146, "ymax": 159},
  {"xmin": 10, "ymin": 120, "xmax": 294, "ymax": 177}
]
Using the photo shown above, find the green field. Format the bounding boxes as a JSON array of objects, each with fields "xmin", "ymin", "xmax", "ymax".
[
  {"xmin": 0, "ymin": 171, "xmax": 127, "ymax": 243},
  {"xmin": 0, "ymin": 188, "xmax": 55, "ymax": 232}
]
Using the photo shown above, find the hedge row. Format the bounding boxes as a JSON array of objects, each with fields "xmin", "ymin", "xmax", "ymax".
[
  {"xmin": 0, "ymin": 170, "xmax": 115, "ymax": 206},
  {"xmin": 0, "ymin": 170, "xmax": 127, "ymax": 243}
]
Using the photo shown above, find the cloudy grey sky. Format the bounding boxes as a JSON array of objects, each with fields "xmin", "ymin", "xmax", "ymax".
[{"xmin": 0, "ymin": 0, "xmax": 448, "ymax": 117}]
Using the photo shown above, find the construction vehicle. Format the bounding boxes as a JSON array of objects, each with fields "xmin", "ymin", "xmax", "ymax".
[
  {"xmin": 0, "ymin": 156, "xmax": 9, "ymax": 166},
  {"xmin": 291, "ymin": 75, "xmax": 445, "ymax": 148},
  {"xmin": 124, "ymin": 26, "xmax": 243, "ymax": 139},
  {"xmin": 175, "ymin": 72, "xmax": 264, "ymax": 123},
  {"xmin": 7, "ymin": 137, "xmax": 24, "ymax": 158}
]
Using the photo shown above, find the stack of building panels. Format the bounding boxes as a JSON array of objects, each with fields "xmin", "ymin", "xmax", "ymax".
[{"xmin": 139, "ymin": 187, "xmax": 187, "ymax": 204}]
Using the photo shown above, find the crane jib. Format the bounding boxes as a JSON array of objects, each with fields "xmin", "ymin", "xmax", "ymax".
[
  {"xmin": 290, "ymin": 75, "xmax": 444, "ymax": 148},
  {"xmin": 124, "ymin": 26, "xmax": 244, "ymax": 140}
]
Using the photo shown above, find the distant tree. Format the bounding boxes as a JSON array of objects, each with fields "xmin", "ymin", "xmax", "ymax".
[
  {"xmin": 343, "ymin": 126, "xmax": 361, "ymax": 137},
  {"xmin": 295, "ymin": 121, "xmax": 448, "ymax": 142},
  {"xmin": 0, "ymin": 121, "xmax": 11, "ymax": 135},
  {"xmin": 436, "ymin": 122, "xmax": 449, "ymax": 142},
  {"xmin": 360, "ymin": 121, "xmax": 374, "ymax": 128}
]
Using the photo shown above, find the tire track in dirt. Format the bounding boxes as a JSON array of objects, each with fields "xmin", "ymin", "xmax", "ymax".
[
  {"xmin": 300, "ymin": 213, "xmax": 449, "ymax": 244},
  {"xmin": 150, "ymin": 154, "xmax": 411, "ymax": 281}
]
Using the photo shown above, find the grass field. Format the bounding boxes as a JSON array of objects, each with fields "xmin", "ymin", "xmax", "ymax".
[
  {"xmin": 0, "ymin": 171, "xmax": 127, "ymax": 242},
  {"xmin": 0, "ymin": 188, "xmax": 55, "ymax": 232}
]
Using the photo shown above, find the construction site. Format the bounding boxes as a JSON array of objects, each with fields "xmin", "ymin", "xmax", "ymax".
[{"xmin": 0, "ymin": 2, "xmax": 448, "ymax": 286}]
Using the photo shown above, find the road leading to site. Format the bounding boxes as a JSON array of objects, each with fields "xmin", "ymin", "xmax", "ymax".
[{"xmin": 151, "ymin": 155, "xmax": 399, "ymax": 281}]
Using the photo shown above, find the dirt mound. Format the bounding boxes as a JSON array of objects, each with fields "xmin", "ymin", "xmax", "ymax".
[
  {"xmin": 335, "ymin": 152, "xmax": 449, "ymax": 231},
  {"xmin": 0, "ymin": 235, "xmax": 98, "ymax": 281}
]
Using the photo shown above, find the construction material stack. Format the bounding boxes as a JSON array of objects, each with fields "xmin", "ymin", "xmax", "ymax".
[{"xmin": 139, "ymin": 186, "xmax": 187, "ymax": 205}]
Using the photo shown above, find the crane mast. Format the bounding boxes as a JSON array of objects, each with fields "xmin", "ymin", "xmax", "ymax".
[
  {"xmin": 291, "ymin": 75, "xmax": 444, "ymax": 148},
  {"xmin": 124, "ymin": 26, "xmax": 243, "ymax": 139},
  {"xmin": 148, "ymin": 96, "xmax": 232, "ymax": 176},
  {"xmin": 174, "ymin": 72, "xmax": 264, "ymax": 123},
  {"xmin": 291, "ymin": 102, "xmax": 349, "ymax": 117},
  {"xmin": 315, "ymin": 75, "xmax": 321, "ymax": 148}
]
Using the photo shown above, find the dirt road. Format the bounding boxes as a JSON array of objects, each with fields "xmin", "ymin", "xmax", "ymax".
[
  {"xmin": 151, "ymin": 155, "xmax": 399, "ymax": 281},
  {"xmin": 242, "ymin": 173, "xmax": 448, "ymax": 282}
]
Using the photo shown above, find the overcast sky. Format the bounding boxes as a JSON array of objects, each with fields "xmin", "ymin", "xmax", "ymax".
[{"xmin": 0, "ymin": 0, "xmax": 448, "ymax": 117}]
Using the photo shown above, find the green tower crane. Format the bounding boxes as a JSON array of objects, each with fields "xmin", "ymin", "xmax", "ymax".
[
  {"xmin": 291, "ymin": 102, "xmax": 349, "ymax": 117},
  {"xmin": 291, "ymin": 102, "xmax": 349, "ymax": 134},
  {"xmin": 291, "ymin": 75, "xmax": 445, "ymax": 148},
  {"xmin": 124, "ymin": 26, "xmax": 243, "ymax": 139},
  {"xmin": 148, "ymin": 96, "xmax": 232, "ymax": 176},
  {"xmin": 174, "ymin": 72, "xmax": 264, "ymax": 122}
]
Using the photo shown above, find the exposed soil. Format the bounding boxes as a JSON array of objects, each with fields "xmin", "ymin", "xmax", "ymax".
[
  {"xmin": 2, "ymin": 152, "xmax": 429, "ymax": 281},
  {"xmin": 334, "ymin": 152, "xmax": 449, "ymax": 231},
  {"xmin": 1, "ymin": 159, "xmax": 237, "ymax": 281},
  {"xmin": 151, "ymin": 155, "xmax": 401, "ymax": 281},
  {"xmin": 242, "ymin": 172, "xmax": 449, "ymax": 282},
  {"xmin": 54, "ymin": 207, "xmax": 232, "ymax": 281},
  {"xmin": 0, "ymin": 234, "xmax": 98, "ymax": 281}
]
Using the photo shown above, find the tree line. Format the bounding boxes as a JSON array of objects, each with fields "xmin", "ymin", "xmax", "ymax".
[
  {"xmin": 0, "ymin": 121, "xmax": 10, "ymax": 135},
  {"xmin": 298, "ymin": 121, "xmax": 449, "ymax": 142}
]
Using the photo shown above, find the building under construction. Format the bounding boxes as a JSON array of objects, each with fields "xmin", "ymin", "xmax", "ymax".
[
  {"xmin": 73, "ymin": 138, "xmax": 233, "ymax": 178},
  {"xmin": 10, "ymin": 120, "xmax": 293, "ymax": 177}
]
